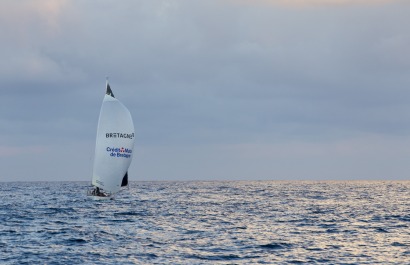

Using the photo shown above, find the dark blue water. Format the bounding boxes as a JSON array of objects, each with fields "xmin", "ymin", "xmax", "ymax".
[{"xmin": 1, "ymin": 181, "xmax": 409, "ymax": 264}]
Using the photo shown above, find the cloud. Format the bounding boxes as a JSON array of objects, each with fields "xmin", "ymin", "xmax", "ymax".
[
  {"xmin": 0, "ymin": 0, "xmax": 85, "ymax": 87},
  {"xmin": 134, "ymin": 134, "xmax": 410, "ymax": 180},
  {"xmin": 0, "ymin": 145, "xmax": 47, "ymax": 157},
  {"xmin": 232, "ymin": 0, "xmax": 399, "ymax": 7},
  {"xmin": 0, "ymin": 0, "xmax": 67, "ymax": 34},
  {"xmin": 1, "ymin": 0, "xmax": 410, "ymax": 181}
]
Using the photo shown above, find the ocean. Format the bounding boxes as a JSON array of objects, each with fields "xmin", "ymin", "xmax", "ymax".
[{"xmin": 0, "ymin": 181, "xmax": 409, "ymax": 264}]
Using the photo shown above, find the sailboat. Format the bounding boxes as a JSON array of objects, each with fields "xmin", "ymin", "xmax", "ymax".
[{"xmin": 87, "ymin": 80, "xmax": 135, "ymax": 200}]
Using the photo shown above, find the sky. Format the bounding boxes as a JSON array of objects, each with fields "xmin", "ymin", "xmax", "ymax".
[{"xmin": 1, "ymin": 0, "xmax": 410, "ymax": 182}]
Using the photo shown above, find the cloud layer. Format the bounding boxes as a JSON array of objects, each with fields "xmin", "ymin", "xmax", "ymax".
[{"xmin": 1, "ymin": 0, "xmax": 410, "ymax": 181}]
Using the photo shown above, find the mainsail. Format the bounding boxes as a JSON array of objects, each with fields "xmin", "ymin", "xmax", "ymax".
[{"xmin": 91, "ymin": 81, "xmax": 135, "ymax": 194}]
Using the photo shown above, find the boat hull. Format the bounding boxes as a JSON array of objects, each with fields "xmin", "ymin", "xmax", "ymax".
[
  {"xmin": 87, "ymin": 194, "xmax": 114, "ymax": 200},
  {"xmin": 87, "ymin": 189, "xmax": 114, "ymax": 200}
]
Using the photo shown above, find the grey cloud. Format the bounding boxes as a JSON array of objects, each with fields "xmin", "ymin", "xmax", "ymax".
[{"xmin": 1, "ymin": 0, "xmax": 410, "ymax": 181}]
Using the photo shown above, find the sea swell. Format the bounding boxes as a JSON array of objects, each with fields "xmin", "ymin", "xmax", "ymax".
[{"xmin": 0, "ymin": 180, "xmax": 409, "ymax": 264}]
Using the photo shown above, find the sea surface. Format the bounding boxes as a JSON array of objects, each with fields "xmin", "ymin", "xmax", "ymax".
[{"xmin": 0, "ymin": 181, "xmax": 409, "ymax": 264}]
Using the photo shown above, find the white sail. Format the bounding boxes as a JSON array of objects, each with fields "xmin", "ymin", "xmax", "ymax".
[{"xmin": 91, "ymin": 82, "xmax": 135, "ymax": 194}]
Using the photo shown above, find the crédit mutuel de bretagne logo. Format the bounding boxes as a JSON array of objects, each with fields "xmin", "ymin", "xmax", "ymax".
[{"xmin": 105, "ymin": 132, "xmax": 134, "ymax": 158}]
